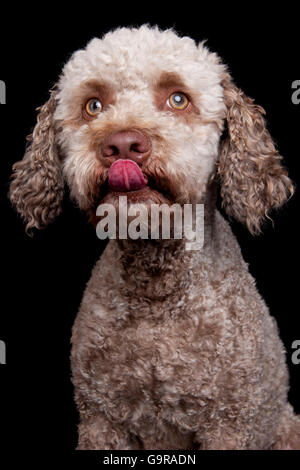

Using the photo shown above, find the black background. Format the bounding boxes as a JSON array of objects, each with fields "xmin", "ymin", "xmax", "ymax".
[{"xmin": 0, "ymin": 5, "xmax": 299, "ymax": 459}]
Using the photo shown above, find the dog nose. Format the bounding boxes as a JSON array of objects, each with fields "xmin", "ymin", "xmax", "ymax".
[{"xmin": 102, "ymin": 130, "xmax": 151, "ymax": 163}]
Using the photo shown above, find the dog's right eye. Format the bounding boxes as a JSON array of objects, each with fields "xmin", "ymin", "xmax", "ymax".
[{"xmin": 85, "ymin": 98, "xmax": 103, "ymax": 117}]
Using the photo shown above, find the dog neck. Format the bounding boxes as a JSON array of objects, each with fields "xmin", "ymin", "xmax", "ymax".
[
  {"xmin": 114, "ymin": 183, "xmax": 218, "ymax": 301},
  {"xmin": 116, "ymin": 238, "xmax": 192, "ymax": 301}
]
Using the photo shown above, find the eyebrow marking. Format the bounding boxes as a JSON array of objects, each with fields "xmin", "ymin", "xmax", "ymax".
[
  {"xmin": 79, "ymin": 79, "xmax": 115, "ymax": 103},
  {"xmin": 155, "ymin": 72, "xmax": 187, "ymax": 90}
]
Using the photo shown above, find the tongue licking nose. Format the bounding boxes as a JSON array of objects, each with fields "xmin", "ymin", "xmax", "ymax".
[{"xmin": 108, "ymin": 159, "xmax": 147, "ymax": 192}]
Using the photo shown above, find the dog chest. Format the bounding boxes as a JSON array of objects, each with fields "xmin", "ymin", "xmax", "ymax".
[{"xmin": 74, "ymin": 309, "xmax": 221, "ymax": 425}]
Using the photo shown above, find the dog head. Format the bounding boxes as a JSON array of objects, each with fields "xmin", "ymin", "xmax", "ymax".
[{"xmin": 10, "ymin": 25, "xmax": 293, "ymax": 235}]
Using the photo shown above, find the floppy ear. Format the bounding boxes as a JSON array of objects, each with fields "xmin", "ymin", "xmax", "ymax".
[
  {"xmin": 10, "ymin": 87, "xmax": 64, "ymax": 234},
  {"xmin": 218, "ymin": 76, "xmax": 294, "ymax": 234}
]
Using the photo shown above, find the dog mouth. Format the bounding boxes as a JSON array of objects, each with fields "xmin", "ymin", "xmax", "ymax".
[
  {"xmin": 88, "ymin": 159, "xmax": 182, "ymax": 228},
  {"xmin": 108, "ymin": 159, "xmax": 148, "ymax": 192},
  {"xmin": 93, "ymin": 159, "xmax": 175, "ymax": 208}
]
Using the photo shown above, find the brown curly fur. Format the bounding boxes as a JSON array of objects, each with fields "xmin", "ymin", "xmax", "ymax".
[
  {"xmin": 9, "ymin": 88, "xmax": 64, "ymax": 234},
  {"xmin": 9, "ymin": 27, "xmax": 300, "ymax": 450},
  {"xmin": 218, "ymin": 76, "xmax": 294, "ymax": 234}
]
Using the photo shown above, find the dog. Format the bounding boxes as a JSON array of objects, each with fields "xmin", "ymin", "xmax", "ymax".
[{"xmin": 9, "ymin": 25, "xmax": 300, "ymax": 449}]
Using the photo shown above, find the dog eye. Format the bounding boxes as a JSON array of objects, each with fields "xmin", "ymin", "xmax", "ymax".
[
  {"xmin": 85, "ymin": 98, "xmax": 103, "ymax": 116},
  {"xmin": 167, "ymin": 92, "xmax": 189, "ymax": 110}
]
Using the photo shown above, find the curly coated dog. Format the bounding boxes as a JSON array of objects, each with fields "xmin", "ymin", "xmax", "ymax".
[{"xmin": 10, "ymin": 25, "xmax": 300, "ymax": 449}]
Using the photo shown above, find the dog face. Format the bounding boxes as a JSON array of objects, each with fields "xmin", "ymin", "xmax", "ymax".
[
  {"xmin": 10, "ymin": 25, "xmax": 293, "ymax": 234},
  {"xmin": 54, "ymin": 26, "xmax": 226, "ymax": 218}
]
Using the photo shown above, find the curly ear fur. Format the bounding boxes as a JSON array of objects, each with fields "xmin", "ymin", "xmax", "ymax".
[
  {"xmin": 218, "ymin": 76, "xmax": 294, "ymax": 234},
  {"xmin": 10, "ymin": 88, "xmax": 64, "ymax": 234}
]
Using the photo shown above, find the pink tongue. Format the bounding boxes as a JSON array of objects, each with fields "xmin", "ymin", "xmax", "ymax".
[{"xmin": 108, "ymin": 159, "xmax": 147, "ymax": 191}]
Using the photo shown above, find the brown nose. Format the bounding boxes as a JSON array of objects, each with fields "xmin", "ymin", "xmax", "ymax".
[{"xmin": 101, "ymin": 130, "xmax": 151, "ymax": 163}]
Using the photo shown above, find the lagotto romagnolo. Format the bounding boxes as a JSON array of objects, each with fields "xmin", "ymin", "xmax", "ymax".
[{"xmin": 10, "ymin": 25, "xmax": 300, "ymax": 449}]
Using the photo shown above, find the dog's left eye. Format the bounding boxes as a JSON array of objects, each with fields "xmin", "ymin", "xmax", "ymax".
[
  {"xmin": 85, "ymin": 98, "xmax": 103, "ymax": 116},
  {"xmin": 167, "ymin": 92, "xmax": 189, "ymax": 110}
]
